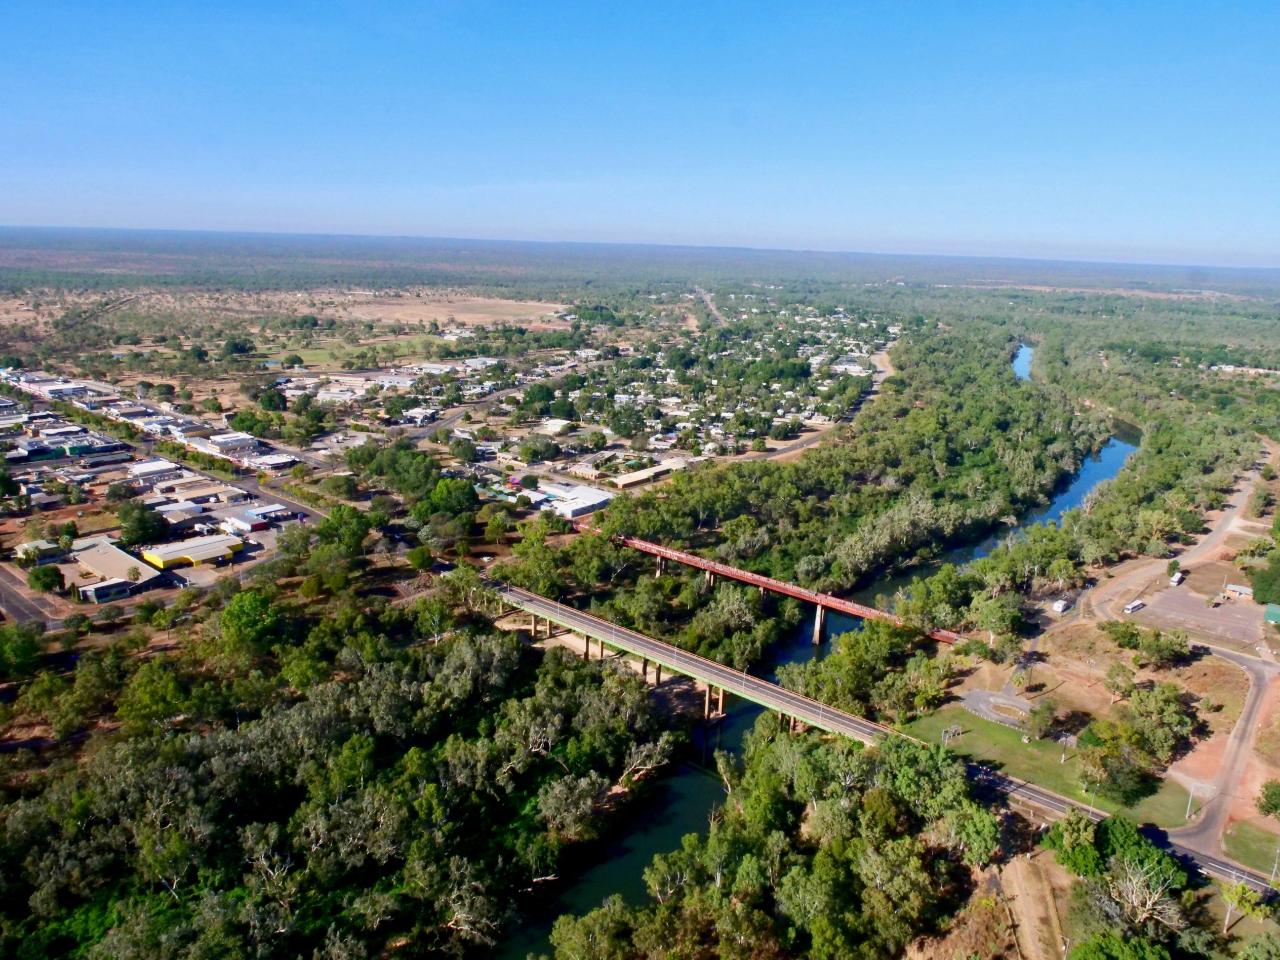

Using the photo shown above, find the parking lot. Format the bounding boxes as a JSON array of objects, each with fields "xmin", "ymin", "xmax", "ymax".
[{"xmin": 1135, "ymin": 584, "xmax": 1266, "ymax": 653}]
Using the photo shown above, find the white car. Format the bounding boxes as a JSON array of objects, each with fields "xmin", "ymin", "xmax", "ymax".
[{"xmin": 1123, "ymin": 600, "xmax": 1146, "ymax": 614}]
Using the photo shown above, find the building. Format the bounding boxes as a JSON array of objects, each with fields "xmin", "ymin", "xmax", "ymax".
[
  {"xmin": 129, "ymin": 458, "xmax": 183, "ymax": 485},
  {"xmin": 247, "ymin": 503, "xmax": 292, "ymax": 521},
  {"xmin": 248, "ymin": 452, "xmax": 298, "ymax": 471},
  {"xmin": 207, "ymin": 432, "xmax": 259, "ymax": 454},
  {"xmin": 74, "ymin": 540, "xmax": 162, "ymax": 603},
  {"xmin": 142, "ymin": 534, "xmax": 244, "ymax": 570},
  {"xmin": 611, "ymin": 457, "xmax": 691, "ymax": 489},
  {"xmin": 220, "ymin": 510, "xmax": 270, "ymax": 534},
  {"xmin": 15, "ymin": 534, "xmax": 118, "ymax": 565},
  {"xmin": 535, "ymin": 418, "xmax": 572, "ymax": 436},
  {"xmin": 538, "ymin": 482, "xmax": 615, "ymax": 519}
]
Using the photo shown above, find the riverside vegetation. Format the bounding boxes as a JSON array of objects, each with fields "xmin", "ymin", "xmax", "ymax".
[{"xmin": 3, "ymin": 239, "xmax": 1280, "ymax": 958}]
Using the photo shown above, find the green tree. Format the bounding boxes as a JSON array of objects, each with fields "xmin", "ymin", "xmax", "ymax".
[
  {"xmin": 211, "ymin": 589, "xmax": 284, "ymax": 671},
  {"xmin": 117, "ymin": 499, "xmax": 169, "ymax": 547},
  {"xmin": 27, "ymin": 564, "xmax": 64, "ymax": 593},
  {"xmin": 1027, "ymin": 698, "xmax": 1056, "ymax": 740},
  {"xmin": 1069, "ymin": 933, "xmax": 1171, "ymax": 960},
  {"xmin": 116, "ymin": 658, "xmax": 185, "ymax": 735},
  {"xmin": 1258, "ymin": 779, "xmax": 1280, "ymax": 818},
  {"xmin": 1043, "ymin": 807, "xmax": 1103, "ymax": 876},
  {"xmin": 428, "ymin": 477, "xmax": 480, "ymax": 517},
  {"xmin": 0, "ymin": 623, "xmax": 44, "ymax": 680},
  {"xmin": 314, "ymin": 504, "xmax": 372, "ymax": 559}
]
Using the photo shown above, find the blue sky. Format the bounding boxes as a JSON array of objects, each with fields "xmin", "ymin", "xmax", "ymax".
[{"xmin": 3, "ymin": 2, "xmax": 1278, "ymax": 265}]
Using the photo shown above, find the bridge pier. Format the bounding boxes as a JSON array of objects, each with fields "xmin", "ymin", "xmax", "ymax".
[
  {"xmin": 704, "ymin": 569, "xmax": 715, "ymax": 588},
  {"xmin": 654, "ymin": 663, "xmax": 662, "ymax": 684},
  {"xmin": 641, "ymin": 657, "xmax": 649, "ymax": 681},
  {"xmin": 717, "ymin": 686, "xmax": 725, "ymax": 715},
  {"xmin": 813, "ymin": 605, "xmax": 825, "ymax": 645},
  {"xmin": 655, "ymin": 557, "xmax": 666, "ymax": 578},
  {"xmin": 704, "ymin": 686, "xmax": 712, "ymax": 718}
]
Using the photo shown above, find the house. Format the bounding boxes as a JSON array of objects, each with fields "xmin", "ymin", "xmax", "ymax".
[{"xmin": 569, "ymin": 461, "xmax": 603, "ymax": 481}]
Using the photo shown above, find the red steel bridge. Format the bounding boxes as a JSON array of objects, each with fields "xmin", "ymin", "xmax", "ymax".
[{"xmin": 580, "ymin": 523, "xmax": 963, "ymax": 645}]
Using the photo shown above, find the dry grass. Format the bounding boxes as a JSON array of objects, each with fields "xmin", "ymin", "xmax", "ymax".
[
  {"xmin": 1038, "ymin": 620, "xmax": 1248, "ymax": 735},
  {"xmin": 1255, "ymin": 714, "xmax": 1280, "ymax": 767}
]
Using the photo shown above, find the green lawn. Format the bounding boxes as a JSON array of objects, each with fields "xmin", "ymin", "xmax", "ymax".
[
  {"xmin": 904, "ymin": 703, "xmax": 1191, "ymax": 828},
  {"xmin": 1224, "ymin": 821, "xmax": 1280, "ymax": 876}
]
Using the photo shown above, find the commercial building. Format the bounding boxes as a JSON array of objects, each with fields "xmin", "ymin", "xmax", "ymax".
[
  {"xmin": 73, "ymin": 539, "xmax": 162, "ymax": 603},
  {"xmin": 220, "ymin": 510, "xmax": 271, "ymax": 534},
  {"xmin": 207, "ymin": 431, "xmax": 259, "ymax": 454},
  {"xmin": 538, "ymin": 482, "xmax": 614, "ymax": 519},
  {"xmin": 142, "ymin": 534, "xmax": 244, "ymax": 570},
  {"xmin": 129, "ymin": 458, "xmax": 184, "ymax": 485}
]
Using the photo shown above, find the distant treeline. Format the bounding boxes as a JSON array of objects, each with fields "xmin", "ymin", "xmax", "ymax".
[{"xmin": 5, "ymin": 227, "xmax": 1280, "ymax": 297}]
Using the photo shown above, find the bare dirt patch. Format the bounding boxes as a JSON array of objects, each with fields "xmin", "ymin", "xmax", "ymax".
[
  {"xmin": 1038, "ymin": 620, "xmax": 1248, "ymax": 734},
  {"xmin": 907, "ymin": 872, "xmax": 1016, "ymax": 960},
  {"xmin": 333, "ymin": 290, "xmax": 569, "ymax": 329},
  {"xmin": 1002, "ymin": 853, "xmax": 1067, "ymax": 960}
]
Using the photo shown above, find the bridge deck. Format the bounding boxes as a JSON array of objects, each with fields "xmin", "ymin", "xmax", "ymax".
[
  {"xmin": 497, "ymin": 581, "xmax": 1272, "ymax": 893},
  {"xmin": 499, "ymin": 583, "xmax": 889, "ymax": 743},
  {"xmin": 616, "ymin": 534, "xmax": 964, "ymax": 645}
]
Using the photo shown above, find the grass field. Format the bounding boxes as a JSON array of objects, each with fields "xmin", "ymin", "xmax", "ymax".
[
  {"xmin": 905, "ymin": 704, "xmax": 1192, "ymax": 828},
  {"xmin": 1224, "ymin": 821, "xmax": 1280, "ymax": 875}
]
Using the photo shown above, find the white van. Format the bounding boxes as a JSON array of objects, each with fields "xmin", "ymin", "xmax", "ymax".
[
  {"xmin": 1123, "ymin": 600, "xmax": 1146, "ymax": 614},
  {"xmin": 1052, "ymin": 597, "xmax": 1074, "ymax": 614},
  {"xmin": 1170, "ymin": 570, "xmax": 1186, "ymax": 586}
]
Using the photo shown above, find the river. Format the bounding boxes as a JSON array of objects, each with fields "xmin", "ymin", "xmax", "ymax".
[
  {"xmin": 496, "ymin": 344, "xmax": 1135, "ymax": 958},
  {"xmin": 1013, "ymin": 342, "xmax": 1034, "ymax": 380}
]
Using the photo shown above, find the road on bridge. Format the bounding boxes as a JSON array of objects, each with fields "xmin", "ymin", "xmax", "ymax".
[
  {"xmin": 497, "ymin": 583, "xmax": 890, "ymax": 743},
  {"xmin": 496, "ymin": 582, "xmax": 1274, "ymax": 893}
]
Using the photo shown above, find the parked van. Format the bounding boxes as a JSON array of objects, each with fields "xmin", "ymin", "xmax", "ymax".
[
  {"xmin": 1170, "ymin": 570, "xmax": 1186, "ymax": 586},
  {"xmin": 1123, "ymin": 600, "xmax": 1146, "ymax": 614},
  {"xmin": 1052, "ymin": 597, "xmax": 1074, "ymax": 614}
]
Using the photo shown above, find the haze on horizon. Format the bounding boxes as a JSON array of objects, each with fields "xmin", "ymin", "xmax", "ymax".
[{"xmin": 3, "ymin": 1, "xmax": 1278, "ymax": 268}]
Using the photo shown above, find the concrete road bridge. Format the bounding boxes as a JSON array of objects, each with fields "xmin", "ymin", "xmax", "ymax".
[{"xmin": 496, "ymin": 581, "xmax": 1273, "ymax": 894}]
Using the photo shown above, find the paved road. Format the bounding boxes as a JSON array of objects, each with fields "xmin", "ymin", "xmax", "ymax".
[
  {"xmin": 499, "ymin": 583, "xmax": 892, "ymax": 743},
  {"xmin": 1168, "ymin": 647, "xmax": 1278, "ymax": 855},
  {"xmin": 495, "ymin": 583, "xmax": 1274, "ymax": 892},
  {"xmin": 1052, "ymin": 445, "xmax": 1279, "ymax": 862},
  {"xmin": 0, "ymin": 564, "xmax": 54, "ymax": 623},
  {"xmin": 1081, "ymin": 457, "xmax": 1267, "ymax": 624}
]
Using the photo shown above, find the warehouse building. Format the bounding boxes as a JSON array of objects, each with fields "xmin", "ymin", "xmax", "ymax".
[{"xmin": 142, "ymin": 534, "xmax": 244, "ymax": 570}]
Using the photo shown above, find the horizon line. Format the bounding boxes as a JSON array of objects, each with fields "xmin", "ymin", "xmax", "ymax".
[{"xmin": 2, "ymin": 222, "xmax": 1279, "ymax": 276}]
